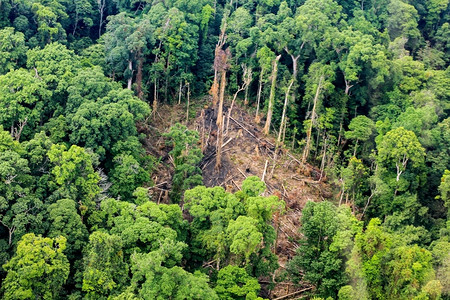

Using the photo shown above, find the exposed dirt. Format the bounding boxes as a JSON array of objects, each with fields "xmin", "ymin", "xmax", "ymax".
[{"xmin": 139, "ymin": 96, "xmax": 334, "ymax": 299}]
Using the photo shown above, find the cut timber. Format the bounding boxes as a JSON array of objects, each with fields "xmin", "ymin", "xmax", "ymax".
[
  {"xmin": 262, "ymin": 159, "xmax": 269, "ymax": 182},
  {"xmin": 272, "ymin": 287, "xmax": 314, "ymax": 300},
  {"xmin": 215, "ymin": 69, "xmax": 227, "ymax": 169}
]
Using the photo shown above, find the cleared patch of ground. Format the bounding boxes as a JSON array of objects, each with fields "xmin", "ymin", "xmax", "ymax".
[{"xmin": 139, "ymin": 96, "xmax": 335, "ymax": 299}]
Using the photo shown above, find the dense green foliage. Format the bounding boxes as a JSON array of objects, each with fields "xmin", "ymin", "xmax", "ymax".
[{"xmin": 0, "ymin": 0, "xmax": 448, "ymax": 298}]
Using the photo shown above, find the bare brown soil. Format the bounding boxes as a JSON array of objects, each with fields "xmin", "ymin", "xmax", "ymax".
[{"xmin": 139, "ymin": 96, "xmax": 334, "ymax": 299}]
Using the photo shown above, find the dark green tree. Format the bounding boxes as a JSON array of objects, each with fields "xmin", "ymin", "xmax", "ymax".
[
  {"xmin": 82, "ymin": 231, "xmax": 128, "ymax": 299},
  {"xmin": 164, "ymin": 123, "xmax": 203, "ymax": 201}
]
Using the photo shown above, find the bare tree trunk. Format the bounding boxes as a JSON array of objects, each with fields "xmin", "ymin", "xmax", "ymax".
[
  {"xmin": 217, "ymin": 70, "xmax": 226, "ymax": 127},
  {"xmin": 215, "ymin": 70, "xmax": 227, "ymax": 169},
  {"xmin": 270, "ymin": 79, "xmax": 294, "ymax": 177},
  {"xmin": 302, "ymin": 76, "xmax": 323, "ymax": 163},
  {"xmin": 243, "ymin": 66, "xmax": 252, "ymax": 105},
  {"xmin": 97, "ymin": 0, "xmax": 105, "ymax": 38},
  {"xmin": 127, "ymin": 60, "xmax": 133, "ymax": 90},
  {"xmin": 337, "ymin": 122, "xmax": 343, "ymax": 148},
  {"xmin": 344, "ymin": 79, "xmax": 354, "ymax": 96},
  {"xmin": 136, "ymin": 54, "xmax": 143, "ymax": 99},
  {"xmin": 339, "ymin": 179, "xmax": 345, "ymax": 206},
  {"xmin": 212, "ymin": 69, "xmax": 219, "ymax": 107},
  {"xmin": 211, "ymin": 20, "xmax": 227, "ymax": 110},
  {"xmin": 319, "ymin": 136, "xmax": 327, "ymax": 180},
  {"xmin": 255, "ymin": 68, "xmax": 264, "ymax": 121},
  {"xmin": 152, "ymin": 39, "xmax": 163, "ymax": 113},
  {"xmin": 226, "ymin": 88, "xmax": 242, "ymax": 135},
  {"xmin": 291, "ymin": 129, "xmax": 296, "ymax": 150},
  {"xmin": 164, "ymin": 54, "xmax": 170, "ymax": 102},
  {"xmin": 153, "ymin": 76, "xmax": 158, "ymax": 112},
  {"xmin": 262, "ymin": 159, "xmax": 269, "ymax": 182},
  {"xmin": 226, "ymin": 65, "xmax": 251, "ymax": 134},
  {"xmin": 186, "ymin": 82, "xmax": 190, "ymax": 123},
  {"xmin": 285, "ymin": 45, "xmax": 302, "ymax": 105},
  {"xmin": 178, "ymin": 80, "xmax": 183, "ymax": 104},
  {"xmin": 282, "ymin": 117, "xmax": 287, "ymax": 144},
  {"xmin": 165, "ymin": 76, "xmax": 169, "ymax": 103},
  {"xmin": 314, "ymin": 128, "xmax": 321, "ymax": 160},
  {"xmin": 73, "ymin": 11, "xmax": 79, "ymax": 36},
  {"xmin": 263, "ymin": 55, "xmax": 281, "ymax": 135},
  {"xmin": 353, "ymin": 139, "xmax": 359, "ymax": 157},
  {"xmin": 0, "ymin": 221, "xmax": 15, "ymax": 246},
  {"xmin": 12, "ymin": 117, "xmax": 28, "ymax": 142}
]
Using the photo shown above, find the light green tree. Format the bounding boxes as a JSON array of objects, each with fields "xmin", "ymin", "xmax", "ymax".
[
  {"xmin": 214, "ymin": 265, "xmax": 262, "ymax": 300},
  {"xmin": 227, "ymin": 216, "xmax": 263, "ymax": 264},
  {"xmin": 0, "ymin": 69, "xmax": 50, "ymax": 137},
  {"xmin": 2, "ymin": 233, "xmax": 70, "ymax": 299},
  {"xmin": 345, "ymin": 115, "xmax": 375, "ymax": 157},
  {"xmin": 48, "ymin": 144, "xmax": 100, "ymax": 219},
  {"xmin": 377, "ymin": 127, "xmax": 425, "ymax": 182},
  {"xmin": 124, "ymin": 247, "xmax": 218, "ymax": 299}
]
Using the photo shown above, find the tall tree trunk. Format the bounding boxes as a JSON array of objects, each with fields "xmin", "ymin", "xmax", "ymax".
[
  {"xmin": 178, "ymin": 80, "xmax": 183, "ymax": 104},
  {"xmin": 186, "ymin": 82, "xmax": 190, "ymax": 123},
  {"xmin": 291, "ymin": 128, "xmax": 296, "ymax": 150},
  {"xmin": 282, "ymin": 116, "xmax": 287, "ymax": 144},
  {"xmin": 211, "ymin": 69, "xmax": 219, "ymax": 107},
  {"xmin": 211, "ymin": 20, "xmax": 227, "ymax": 110},
  {"xmin": 270, "ymin": 79, "xmax": 294, "ymax": 177},
  {"xmin": 337, "ymin": 121, "xmax": 343, "ymax": 148},
  {"xmin": 344, "ymin": 78, "xmax": 354, "ymax": 96},
  {"xmin": 314, "ymin": 128, "xmax": 321, "ymax": 160},
  {"xmin": 127, "ymin": 60, "xmax": 133, "ymax": 90},
  {"xmin": 255, "ymin": 68, "xmax": 264, "ymax": 121},
  {"xmin": 136, "ymin": 53, "xmax": 143, "ymax": 99},
  {"xmin": 97, "ymin": 0, "xmax": 105, "ymax": 38},
  {"xmin": 164, "ymin": 54, "xmax": 170, "ymax": 102},
  {"xmin": 285, "ymin": 45, "xmax": 303, "ymax": 105},
  {"xmin": 152, "ymin": 40, "xmax": 163, "ymax": 112},
  {"xmin": 243, "ymin": 66, "xmax": 252, "ymax": 105},
  {"xmin": 165, "ymin": 76, "xmax": 169, "ymax": 103},
  {"xmin": 263, "ymin": 55, "xmax": 281, "ymax": 135},
  {"xmin": 319, "ymin": 135, "xmax": 327, "ymax": 180},
  {"xmin": 302, "ymin": 76, "xmax": 323, "ymax": 163},
  {"xmin": 7, "ymin": 226, "xmax": 14, "ymax": 246},
  {"xmin": 278, "ymin": 80, "xmax": 294, "ymax": 146},
  {"xmin": 153, "ymin": 76, "xmax": 158, "ymax": 112},
  {"xmin": 353, "ymin": 138, "xmax": 359, "ymax": 157},
  {"xmin": 73, "ymin": 11, "xmax": 79, "ymax": 36},
  {"xmin": 216, "ymin": 70, "xmax": 227, "ymax": 169},
  {"xmin": 288, "ymin": 52, "xmax": 300, "ymax": 102},
  {"xmin": 226, "ymin": 65, "xmax": 251, "ymax": 133}
]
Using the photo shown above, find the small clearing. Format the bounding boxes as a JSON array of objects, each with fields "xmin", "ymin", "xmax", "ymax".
[{"xmin": 140, "ymin": 96, "xmax": 334, "ymax": 299}]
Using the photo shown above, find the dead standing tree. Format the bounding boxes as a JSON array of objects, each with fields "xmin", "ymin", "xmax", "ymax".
[
  {"xmin": 215, "ymin": 48, "xmax": 231, "ymax": 170},
  {"xmin": 210, "ymin": 20, "xmax": 227, "ymax": 109},
  {"xmin": 263, "ymin": 55, "xmax": 282, "ymax": 135},
  {"xmin": 225, "ymin": 64, "xmax": 252, "ymax": 134}
]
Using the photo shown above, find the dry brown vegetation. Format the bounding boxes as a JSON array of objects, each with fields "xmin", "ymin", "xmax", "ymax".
[{"xmin": 139, "ymin": 96, "xmax": 335, "ymax": 299}]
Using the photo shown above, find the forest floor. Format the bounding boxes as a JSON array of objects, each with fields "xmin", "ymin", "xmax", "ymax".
[{"xmin": 139, "ymin": 96, "xmax": 335, "ymax": 299}]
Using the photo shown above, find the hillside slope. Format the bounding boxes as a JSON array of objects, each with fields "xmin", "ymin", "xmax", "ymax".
[{"xmin": 140, "ymin": 96, "xmax": 334, "ymax": 298}]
